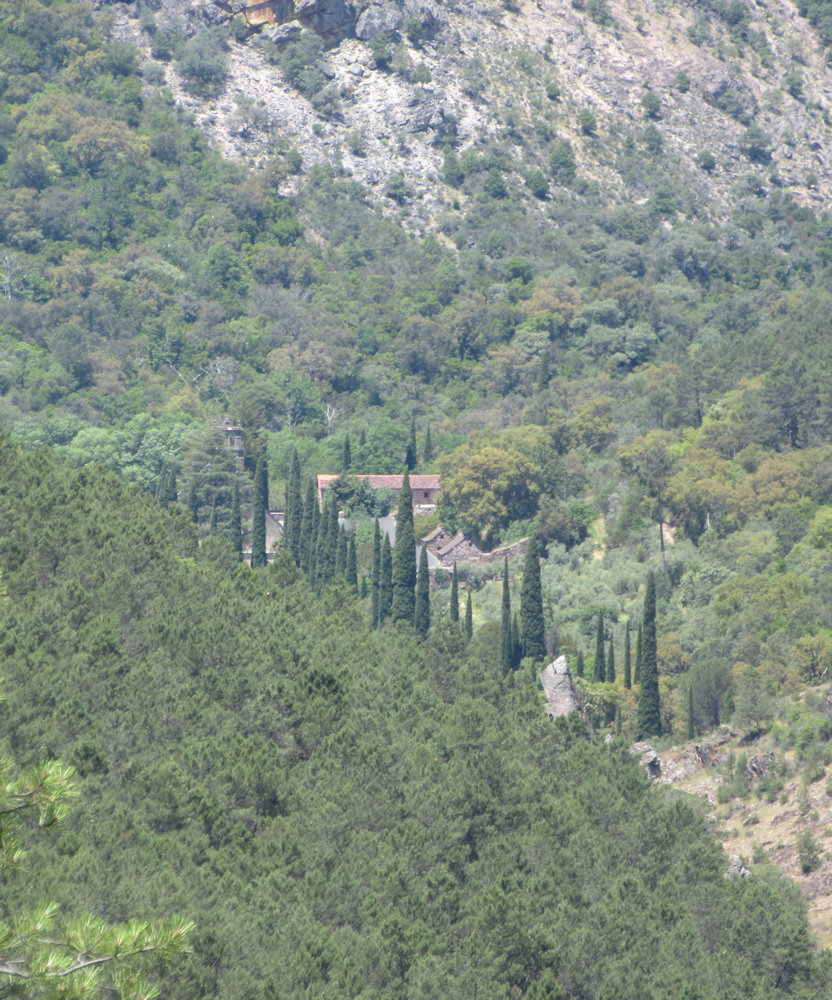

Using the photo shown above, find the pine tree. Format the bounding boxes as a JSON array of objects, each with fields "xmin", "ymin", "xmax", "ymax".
[
  {"xmin": 284, "ymin": 449, "xmax": 302, "ymax": 564},
  {"xmin": 391, "ymin": 471, "xmax": 416, "ymax": 623},
  {"xmin": 634, "ymin": 622, "xmax": 643, "ymax": 685},
  {"xmin": 606, "ymin": 631, "xmax": 616, "ymax": 684},
  {"xmin": 449, "ymin": 562, "xmax": 459, "ymax": 623},
  {"xmin": 520, "ymin": 535, "xmax": 545, "ymax": 661},
  {"xmin": 576, "ymin": 649, "xmax": 585, "ymax": 678},
  {"xmin": 346, "ymin": 531, "xmax": 358, "ymax": 590},
  {"xmin": 414, "ymin": 545, "xmax": 430, "ymax": 637},
  {"xmin": 251, "ymin": 456, "xmax": 267, "ymax": 568},
  {"xmin": 229, "ymin": 481, "xmax": 242, "ymax": 560},
  {"xmin": 623, "ymin": 627, "xmax": 632, "ymax": 689},
  {"xmin": 423, "ymin": 426, "xmax": 433, "ymax": 464},
  {"xmin": 637, "ymin": 571, "xmax": 662, "ymax": 739},
  {"xmin": 371, "ymin": 519, "xmax": 381, "ymax": 628},
  {"xmin": 593, "ymin": 615, "xmax": 606, "ymax": 683},
  {"xmin": 500, "ymin": 557, "xmax": 512, "ymax": 675},
  {"xmin": 380, "ymin": 535, "xmax": 393, "ymax": 622},
  {"xmin": 465, "ymin": 591, "xmax": 473, "ymax": 640}
]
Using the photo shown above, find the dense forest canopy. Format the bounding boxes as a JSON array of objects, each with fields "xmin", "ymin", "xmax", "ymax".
[{"xmin": 4, "ymin": 0, "xmax": 832, "ymax": 991}]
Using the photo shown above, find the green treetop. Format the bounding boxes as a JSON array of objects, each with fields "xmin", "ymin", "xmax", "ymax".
[
  {"xmin": 637, "ymin": 571, "xmax": 662, "ymax": 739},
  {"xmin": 449, "ymin": 561, "xmax": 459, "ymax": 623},
  {"xmin": 593, "ymin": 614, "xmax": 606, "ymax": 683},
  {"xmin": 391, "ymin": 471, "xmax": 416, "ymax": 623},
  {"xmin": 520, "ymin": 535, "xmax": 545, "ymax": 661},
  {"xmin": 414, "ymin": 544, "xmax": 430, "ymax": 637},
  {"xmin": 500, "ymin": 557, "xmax": 512, "ymax": 675}
]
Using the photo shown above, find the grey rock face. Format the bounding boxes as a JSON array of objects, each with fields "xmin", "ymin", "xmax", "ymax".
[{"xmin": 540, "ymin": 655, "xmax": 584, "ymax": 720}]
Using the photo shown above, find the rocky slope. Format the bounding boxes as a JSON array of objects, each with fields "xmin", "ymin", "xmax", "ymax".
[{"xmin": 109, "ymin": 0, "xmax": 832, "ymax": 232}]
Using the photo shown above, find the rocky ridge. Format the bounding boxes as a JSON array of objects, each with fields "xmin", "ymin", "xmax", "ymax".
[{"xmin": 109, "ymin": 0, "xmax": 832, "ymax": 233}]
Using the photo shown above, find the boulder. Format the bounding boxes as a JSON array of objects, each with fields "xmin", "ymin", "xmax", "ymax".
[{"xmin": 540, "ymin": 655, "xmax": 589, "ymax": 729}]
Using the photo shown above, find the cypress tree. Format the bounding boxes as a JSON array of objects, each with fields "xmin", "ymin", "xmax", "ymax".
[
  {"xmin": 593, "ymin": 615, "xmax": 606, "ymax": 683},
  {"xmin": 423, "ymin": 426, "xmax": 433, "ymax": 464},
  {"xmin": 391, "ymin": 471, "xmax": 416, "ymax": 623},
  {"xmin": 284, "ymin": 449, "xmax": 302, "ymax": 564},
  {"xmin": 465, "ymin": 590, "xmax": 473, "ymax": 640},
  {"xmin": 371, "ymin": 519, "xmax": 381, "ymax": 628},
  {"xmin": 380, "ymin": 536, "xmax": 393, "ymax": 622},
  {"xmin": 511, "ymin": 613, "xmax": 522, "ymax": 670},
  {"xmin": 520, "ymin": 534, "xmax": 545, "ymax": 661},
  {"xmin": 623, "ymin": 627, "xmax": 632, "ymax": 689},
  {"xmin": 156, "ymin": 461, "xmax": 177, "ymax": 507},
  {"xmin": 606, "ymin": 631, "xmax": 616, "ymax": 684},
  {"xmin": 405, "ymin": 417, "xmax": 417, "ymax": 471},
  {"xmin": 359, "ymin": 574, "xmax": 367, "ymax": 599},
  {"xmin": 500, "ymin": 557, "xmax": 512, "ymax": 675},
  {"xmin": 335, "ymin": 523, "xmax": 347, "ymax": 579},
  {"xmin": 346, "ymin": 531, "xmax": 358, "ymax": 590},
  {"xmin": 299, "ymin": 478, "xmax": 317, "ymax": 579},
  {"xmin": 229, "ymin": 481, "xmax": 242, "ymax": 561},
  {"xmin": 188, "ymin": 480, "xmax": 199, "ymax": 523},
  {"xmin": 209, "ymin": 497, "xmax": 218, "ymax": 535},
  {"xmin": 414, "ymin": 545, "xmax": 430, "ymax": 637},
  {"xmin": 634, "ymin": 622, "xmax": 643, "ymax": 685},
  {"xmin": 637, "ymin": 571, "xmax": 662, "ymax": 739},
  {"xmin": 449, "ymin": 562, "xmax": 459, "ymax": 623},
  {"xmin": 251, "ymin": 456, "xmax": 267, "ymax": 568},
  {"xmin": 342, "ymin": 433, "xmax": 352, "ymax": 471},
  {"xmin": 687, "ymin": 684, "xmax": 695, "ymax": 739},
  {"xmin": 576, "ymin": 649, "xmax": 585, "ymax": 678}
]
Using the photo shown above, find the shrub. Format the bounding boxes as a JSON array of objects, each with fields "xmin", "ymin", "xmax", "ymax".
[
  {"xmin": 797, "ymin": 829, "xmax": 821, "ymax": 873},
  {"xmin": 578, "ymin": 108, "xmax": 597, "ymax": 134}
]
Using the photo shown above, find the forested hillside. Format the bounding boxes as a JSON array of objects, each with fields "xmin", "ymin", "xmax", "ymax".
[
  {"xmin": 5, "ymin": 0, "xmax": 832, "ymax": 990},
  {"xmin": 1, "ymin": 439, "xmax": 831, "ymax": 998}
]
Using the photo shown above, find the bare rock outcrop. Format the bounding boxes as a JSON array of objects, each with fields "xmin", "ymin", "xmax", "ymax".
[{"xmin": 540, "ymin": 655, "xmax": 591, "ymax": 733}]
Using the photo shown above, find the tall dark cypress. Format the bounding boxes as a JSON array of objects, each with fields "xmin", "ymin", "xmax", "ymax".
[
  {"xmin": 575, "ymin": 649, "xmax": 585, "ymax": 679},
  {"xmin": 465, "ymin": 591, "xmax": 473, "ymax": 640},
  {"xmin": 520, "ymin": 534, "xmax": 545, "ymax": 661},
  {"xmin": 687, "ymin": 684, "xmax": 695, "ymax": 739},
  {"xmin": 511, "ymin": 613, "xmax": 522, "ymax": 669},
  {"xmin": 449, "ymin": 562, "xmax": 459, "ymax": 623},
  {"xmin": 593, "ymin": 614, "xmax": 606, "ymax": 683},
  {"xmin": 623, "ymin": 627, "xmax": 632, "ymax": 689},
  {"xmin": 634, "ymin": 622, "xmax": 643, "ymax": 685},
  {"xmin": 500, "ymin": 557, "xmax": 512, "ymax": 675},
  {"xmin": 637, "ymin": 571, "xmax": 662, "ymax": 739},
  {"xmin": 346, "ymin": 531, "xmax": 358, "ymax": 590},
  {"xmin": 380, "ymin": 535, "xmax": 393, "ymax": 622},
  {"xmin": 342, "ymin": 433, "xmax": 352, "ymax": 471},
  {"xmin": 392, "ymin": 471, "xmax": 416, "ymax": 623},
  {"xmin": 423, "ymin": 426, "xmax": 433, "ymax": 464},
  {"xmin": 335, "ymin": 523, "xmax": 347, "ymax": 579},
  {"xmin": 371, "ymin": 519, "xmax": 381, "ymax": 628},
  {"xmin": 284, "ymin": 449, "xmax": 302, "ymax": 564},
  {"xmin": 414, "ymin": 545, "xmax": 430, "ymax": 637},
  {"xmin": 209, "ymin": 498, "xmax": 217, "ymax": 535},
  {"xmin": 188, "ymin": 480, "xmax": 199, "ymax": 523},
  {"xmin": 251, "ymin": 456, "xmax": 267, "ymax": 568},
  {"xmin": 316, "ymin": 492, "xmax": 338, "ymax": 588},
  {"xmin": 405, "ymin": 417, "xmax": 417, "ymax": 471},
  {"xmin": 229, "ymin": 481, "xmax": 242, "ymax": 561},
  {"xmin": 606, "ymin": 631, "xmax": 616, "ymax": 684},
  {"xmin": 299, "ymin": 478, "xmax": 317, "ymax": 579}
]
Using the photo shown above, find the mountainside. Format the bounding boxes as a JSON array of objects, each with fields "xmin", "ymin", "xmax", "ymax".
[{"xmin": 114, "ymin": 0, "xmax": 832, "ymax": 230}]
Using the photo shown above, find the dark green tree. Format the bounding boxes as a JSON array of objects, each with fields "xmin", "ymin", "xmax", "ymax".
[
  {"xmin": 520, "ymin": 535, "xmax": 545, "ymax": 661},
  {"xmin": 449, "ymin": 561, "xmax": 459, "ymax": 623},
  {"xmin": 634, "ymin": 622, "xmax": 643, "ymax": 685},
  {"xmin": 342, "ymin": 433, "xmax": 351, "ymax": 471},
  {"xmin": 335, "ymin": 523, "xmax": 347, "ymax": 579},
  {"xmin": 500, "ymin": 557, "xmax": 512, "ymax": 675},
  {"xmin": 346, "ymin": 530, "xmax": 358, "ymax": 590},
  {"xmin": 284, "ymin": 448, "xmax": 303, "ymax": 563},
  {"xmin": 511, "ymin": 613, "xmax": 522, "ymax": 670},
  {"xmin": 414, "ymin": 545, "xmax": 430, "ymax": 637},
  {"xmin": 380, "ymin": 534, "xmax": 393, "ymax": 622},
  {"xmin": 687, "ymin": 683, "xmax": 695, "ymax": 739},
  {"xmin": 405, "ymin": 417, "xmax": 417, "ymax": 471},
  {"xmin": 637, "ymin": 571, "xmax": 662, "ymax": 739},
  {"xmin": 423, "ymin": 426, "xmax": 433, "ymax": 464},
  {"xmin": 209, "ymin": 497, "xmax": 218, "ymax": 535},
  {"xmin": 465, "ymin": 590, "xmax": 473, "ymax": 640},
  {"xmin": 251, "ymin": 456, "xmax": 268, "ymax": 568},
  {"xmin": 575, "ymin": 649, "xmax": 585, "ymax": 678},
  {"xmin": 156, "ymin": 461, "xmax": 177, "ymax": 507},
  {"xmin": 392, "ymin": 471, "xmax": 416, "ymax": 623},
  {"xmin": 316, "ymin": 491, "xmax": 338, "ymax": 588},
  {"xmin": 593, "ymin": 615, "xmax": 606, "ymax": 683},
  {"xmin": 229, "ymin": 481, "xmax": 242, "ymax": 560},
  {"xmin": 623, "ymin": 627, "xmax": 632, "ymax": 689},
  {"xmin": 299, "ymin": 478, "xmax": 318, "ymax": 579},
  {"xmin": 187, "ymin": 480, "xmax": 199, "ymax": 523},
  {"xmin": 371, "ymin": 519, "xmax": 381, "ymax": 628},
  {"xmin": 606, "ymin": 631, "xmax": 616, "ymax": 684}
]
